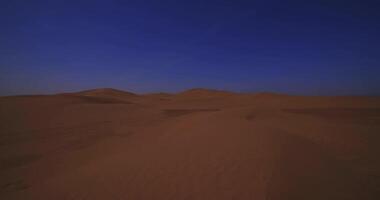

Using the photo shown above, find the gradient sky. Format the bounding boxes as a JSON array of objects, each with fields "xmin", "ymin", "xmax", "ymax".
[{"xmin": 1, "ymin": 0, "xmax": 380, "ymax": 95}]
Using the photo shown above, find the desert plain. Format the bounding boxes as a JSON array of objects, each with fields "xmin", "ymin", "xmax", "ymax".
[{"xmin": 1, "ymin": 88, "xmax": 380, "ymax": 199}]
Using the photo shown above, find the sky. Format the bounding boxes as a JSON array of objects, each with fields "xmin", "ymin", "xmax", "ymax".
[{"xmin": 1, "ymin": 0, "xmax": 380, "ymax": 95}]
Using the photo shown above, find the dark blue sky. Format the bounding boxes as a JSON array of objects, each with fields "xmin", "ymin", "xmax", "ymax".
[{"xmin": 1, "ymin": 0, "xmax": 380, "ymax": 95}]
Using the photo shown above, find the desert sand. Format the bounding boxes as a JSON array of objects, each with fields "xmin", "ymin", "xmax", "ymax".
[{"xmin": 1, "ymin": 88, "xmax": 379, "ymax": 199}]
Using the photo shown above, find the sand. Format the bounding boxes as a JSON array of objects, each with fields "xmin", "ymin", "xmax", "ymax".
[{"xmin": 1, "ymin": 88, "xmax": 379, "ymax": 199}]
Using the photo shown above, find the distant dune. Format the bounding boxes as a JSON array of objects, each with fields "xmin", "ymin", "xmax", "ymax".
[
  {"xmin": 1, "ymin": 88, "xmax": 380, "ymax": 200},
  {"xmin": 75, "ymin": 88, "xmax": 137, "ymax": 97},
  {"xmin": 177, "ymin": 88, "xmax": 235, "ymax": 97}
]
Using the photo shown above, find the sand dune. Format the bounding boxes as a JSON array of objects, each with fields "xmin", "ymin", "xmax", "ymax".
[{"xmin": 1, "ymin": 88, "xmax": 379, "ymax": 199}]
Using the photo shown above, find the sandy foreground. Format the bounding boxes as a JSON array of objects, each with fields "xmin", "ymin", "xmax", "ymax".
[{"xmin": 1, "ymin": 88, "xmax": 380, "ymax": 200}]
